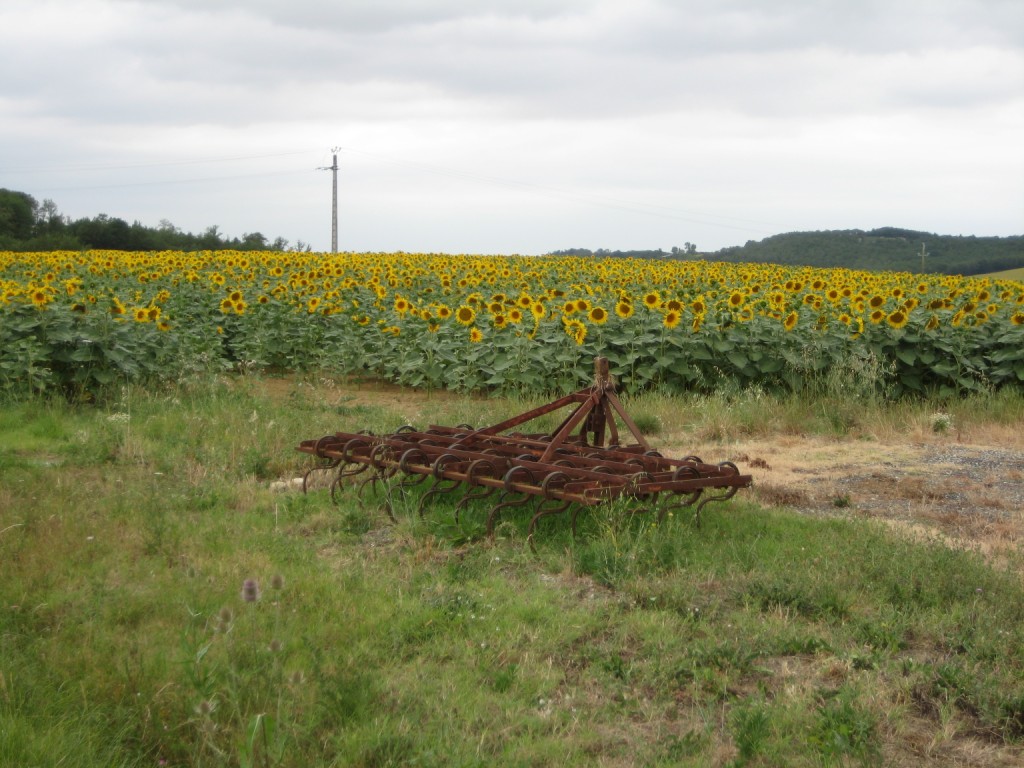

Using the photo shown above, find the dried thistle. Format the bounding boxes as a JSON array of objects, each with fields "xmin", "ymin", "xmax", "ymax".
[{"xmin": 240, "ymin": 578, "xmax": 261, "ymax": 603}]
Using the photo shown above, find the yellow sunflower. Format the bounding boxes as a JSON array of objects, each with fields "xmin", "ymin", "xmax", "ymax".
[
  {"xmin": 564, "ymin": 319, "xmax": 587, "ymax": 345},
  {"xmin": 886, "ymin": 310, "xmax": 909, "ymax": 329}
]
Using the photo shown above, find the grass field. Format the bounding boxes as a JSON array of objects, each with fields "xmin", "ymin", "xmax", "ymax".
[{"xmin": 2, "ymin": 376, "xmax": 1023, "ymax": 766}]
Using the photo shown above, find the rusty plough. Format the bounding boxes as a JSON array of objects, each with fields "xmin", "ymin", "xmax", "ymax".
[{"xmin": 297, "ymin": 357, "xmax": 751, "ymax": 544}]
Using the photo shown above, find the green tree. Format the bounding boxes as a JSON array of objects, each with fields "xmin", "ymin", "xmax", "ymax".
[{"xmin": 0, "ymin": 188, "xmax": 40, "ymax": 241}]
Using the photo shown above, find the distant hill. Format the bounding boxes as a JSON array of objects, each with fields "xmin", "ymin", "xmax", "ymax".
[
  {"xmin": 706, "ymin": 228, "xmax": 1024, "ymax": 276},
  {"xmin": 552, "ymin": 229, "xmax": 1024, "ymax": 276}
]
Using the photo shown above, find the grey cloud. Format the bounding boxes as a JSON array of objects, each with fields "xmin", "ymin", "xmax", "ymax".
[{"xmin": 7, "ymin": 0, "xmax": 1022, "ymax": 130}]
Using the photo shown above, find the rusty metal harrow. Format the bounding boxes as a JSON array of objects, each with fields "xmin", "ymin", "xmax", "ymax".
[{"xmin": 297, "ymin": 358, "xmax": 751, "ymax": 544}]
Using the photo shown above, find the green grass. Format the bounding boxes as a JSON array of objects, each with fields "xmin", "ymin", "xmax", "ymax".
[{"xmin": 1, "ymin": 377, "xmax": 1023, "ymax": 766}]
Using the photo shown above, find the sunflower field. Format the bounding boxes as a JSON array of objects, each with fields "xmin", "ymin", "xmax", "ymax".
[{"xmin": 2, "ymin": 250, "xmax": 1023, "ymax": 398}]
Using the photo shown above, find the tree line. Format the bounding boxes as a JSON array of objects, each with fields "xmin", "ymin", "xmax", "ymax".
[
  {"xmin": 709, "ymin": 228, "xmax": 1024, "ymax": 276},
  {"xmin": 0, "ymin": 188, "xmax": 310, "ymax": 252},
  {"xmin": 552, "ymin": 229, "xmax": 1024, "ymax": 276}
]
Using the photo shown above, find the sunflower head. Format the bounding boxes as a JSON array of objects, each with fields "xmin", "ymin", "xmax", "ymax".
[{"xmin": 884, "ymin": 309, "xmax": 909, "ymax": 329}]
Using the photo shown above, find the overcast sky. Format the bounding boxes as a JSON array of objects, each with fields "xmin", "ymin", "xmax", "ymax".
[{"xmin": 1, "ymin": 0, "xmax": 1022, "ymax": 254}]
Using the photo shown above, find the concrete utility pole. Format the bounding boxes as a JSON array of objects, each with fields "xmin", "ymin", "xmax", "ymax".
[{"xmin": 318, "ymin": 148, "xmax": 340, "ymax": 253}]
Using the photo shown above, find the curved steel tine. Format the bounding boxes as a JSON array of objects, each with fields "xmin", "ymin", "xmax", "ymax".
[
  {"xmin": 356, "ymin": 469, "xmax": 383, "ymax": 500},
  {"xmin": 338, "ymin": 461, "xmax": 369, "ymax": 479},
  {"xmin": 417, "ymin": 476, "xmax": 461, "ymax": 517},
  {"xmin": 453, "ymin": 459, "xmax": 498, "ymax": 522},
  {"xmin": 396, "ymin": 447, "xmax": 430, "ymax": 488},
  {"xmin": 527, "ymin": 498, "xmax": 572, "ymax": 552},
  {"xmin": 570, "ymin": 504, "xmax": 585, "ymax": 537},
  {"xmin": 415, "ymin": 453, "xmax": 462, "ymax": 517},
  {"xmin": 486, "ymin": 492, "xmax": 530, "ymax": 538},
  {"xmin": 656, "ymin": 490, "xmax": 703, "ymax": 522},
  {"xmin": 651, "ymin": 464, "xmax": 703, "ymax": 521},
  {"xmin": 330, "ymin": 470, "xmax": 346, "ymax": 504},
  {"xmin": 692, "ymin": 485, "xmax": 741, "ymax": 527},
  {"xmin": 325, "ymin": 457, "xmax": 364, "ymax": 502},
  {"xmin": 525, "ymin": 470, "xmax": 572, "ymax": 551},
  {"xmin": 353, "ymin": 443, "xmax": 394, "ymax": 500},
  {"xmin": 454, "ymin": 485, "xmax": 497, "ymax": 522},
  {"xmin": 399, "ymin": 472, "xmax": 429, "ymax": 489},
  {"xmin": 455, "ymin": 483, "xmax": 497, "ymax": 510},
  {"xmin": 377, "ymin": 482, "xmax": 400, "ymax": 523},
  {"xmin": 329, "ymin": 461, "xmax": 370, "ymax": 505},
  {"xmin": 302, "ymin": 457, "xmax": 341, "ymax": 493}
]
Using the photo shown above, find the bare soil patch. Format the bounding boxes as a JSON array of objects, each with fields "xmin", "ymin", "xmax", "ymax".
[{"xmin": 662, "ymin": 431, "xmax": 1024, "ymax": 567}]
